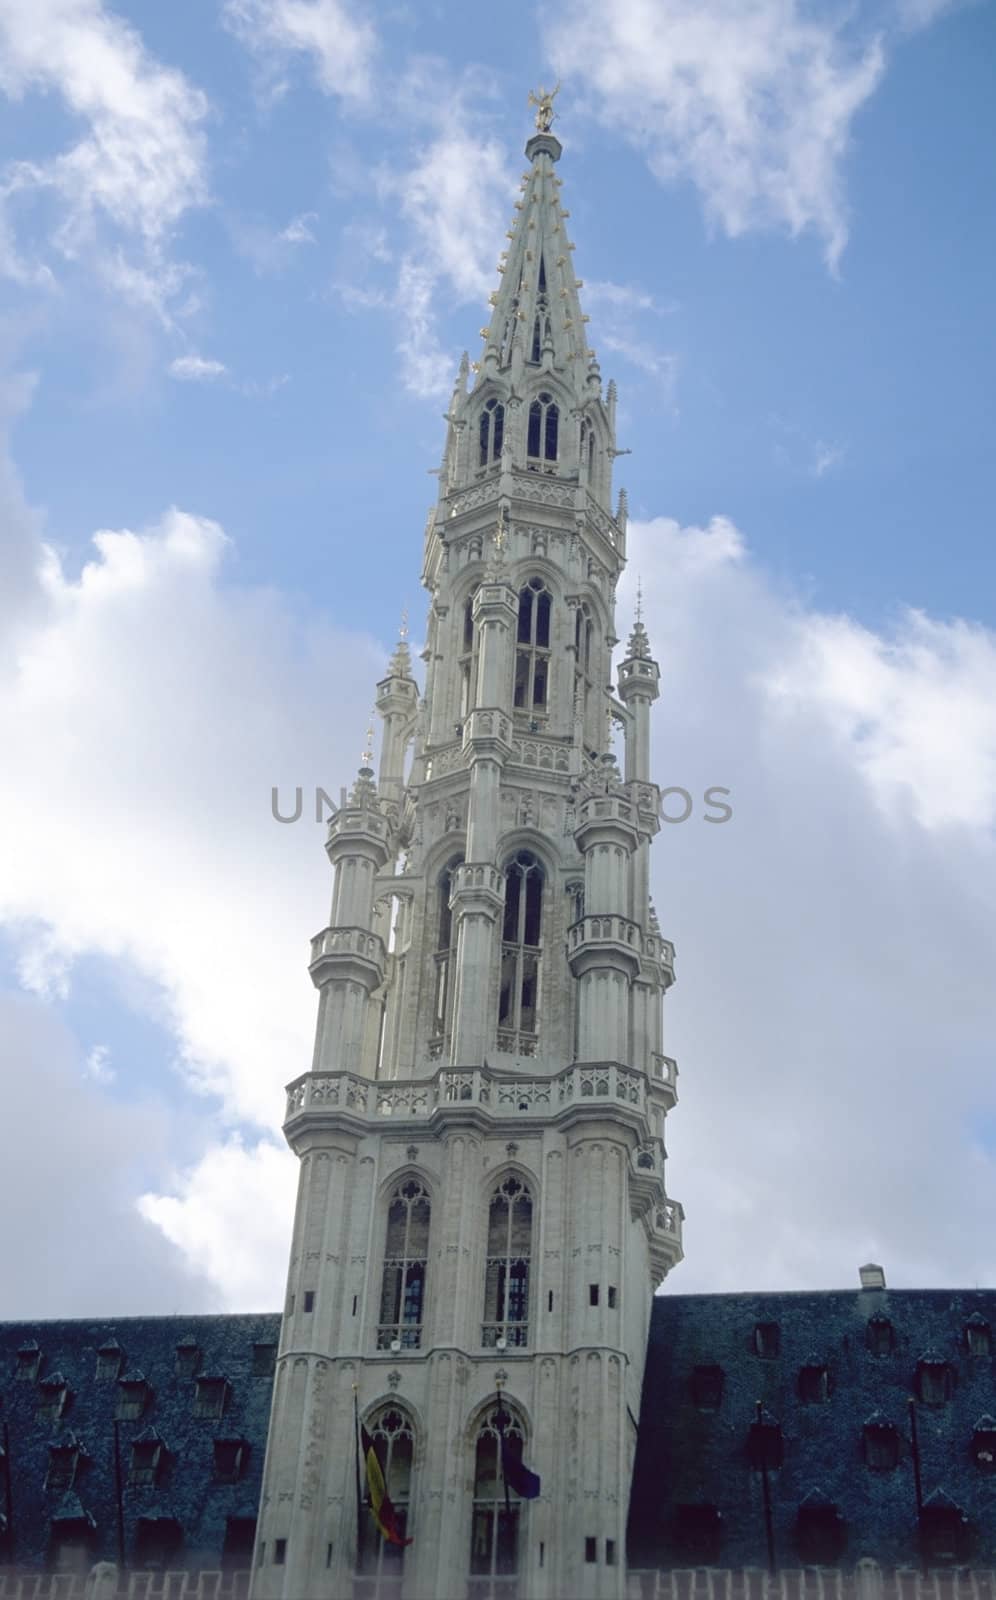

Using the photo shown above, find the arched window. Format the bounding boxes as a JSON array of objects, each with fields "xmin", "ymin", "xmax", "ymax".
[
  {"xmin": 479, "ymin": 398, "xmax": 504, "ymax": 468},
  {"xmin": 358, "ymin": 1406, "xmax": 414, "ymax": 1586},
  {"xmin": 460, "ymin": 588, "xmax": 479, "ymax": 718},
  {"xmin": 574, "ymin": 601, "xmax": 594, "ymax": 735},
  {"xmin": 378, "ymin": 1179, "xmax": 430, "ymax": 1350},
  {"xmin": 469, "ymin": 1402, "xmax": 529, "ymax": 1592},
  {"xmin": 527, "ymin": 392, "xmax": 558, "ymax": 469},
  {"xmin": 514, "ymin": 580, "xmax": 551, "ymax": 713},
  {"xmin": 530, "ymin": 318, "xmax": 541, "ymax": 363},
  {"xmin": 432, "ymin": 857, "xmax": 462, "ymax": 1044},
  {"xmin": 482, "ymin": 1175, "xmax": 533, "ymax": 1348},
  {"xmin": 498, "ymin": 853, "xmax": 543, "ymax": 1052}
]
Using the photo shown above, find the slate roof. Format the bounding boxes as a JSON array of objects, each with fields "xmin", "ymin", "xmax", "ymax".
[
  {"xmin": 628, "ymin": 1287, "xmax": 996, "ymax": 1571},
  {"xmin": 0, "ymin": 1313, "xmax": 279, "ymax": 1571},
  {"xmin": 3, "ymin": 1288, "xmax": 996, "ymax": 1576}
]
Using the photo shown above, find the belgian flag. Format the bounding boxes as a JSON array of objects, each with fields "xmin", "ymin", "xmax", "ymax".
[{"xmin": 360, "ymin": 1424, "xmax": 413, "ymax": 1547}]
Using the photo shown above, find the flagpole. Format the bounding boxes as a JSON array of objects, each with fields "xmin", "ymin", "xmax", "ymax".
[
  {"xmin": 353, "ymin": 1386, "xmax": 364, "ymax": 1573},
  {"xmin": 908, "ymin": 1397, "xmax": 925, "ymax": 1575},
  {"xmin": 495, "ymin": 1378, "xmax": 512, "ymax": 1519}
]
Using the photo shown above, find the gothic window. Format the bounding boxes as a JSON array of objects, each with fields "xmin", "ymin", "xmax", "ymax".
[
  {"xmin": 538, "ymin": 255, "xmax": 547, "ymax": 294},
  {"xmin": 460, "ymin": 589, "xmax": 479, "ymax": 719},
  {"xmin": 358, "ymin": 1407, "xmax": 414, "ymax": 1587},
  {"xmin": 378, "ymin": 1179, "xmax": 430, "ymax": 1350},
  {"xmin": 526, "ymin": 392, "xmax": 558, "ymax": 468},
  {"xmin": 479, "ymin": 398, "xmax": 504, "ymax": 468},
  {"xmin": 514, "ymin": 580, "xmax": 552, "ymax": 713},
  {"xmin": 574, "ymin": 602, "xmax": 594, "ymax": 730},
  {"xmin": 499, "ymin": 853, "xmax": 543, "ymax": 1045},
  {"xmin": 482, "ymin": 1175, "xmax": 533, "ymax": 1348},
  {"xmin": 469, "ymin": 1403, "xmax": 528, "ymax": 1592},
  {"xmin": 433, "ymin": 857, "xmax": 462, "ymax": 1040},
  {"xmin": 530, "ymin": 318, "xmax": 541, "ymax": 363}
]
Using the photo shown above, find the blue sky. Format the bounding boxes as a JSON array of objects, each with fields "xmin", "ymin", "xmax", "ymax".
[{"xmin": 0, "ymin": 0, "xmax": 994, "ymax": 1314}]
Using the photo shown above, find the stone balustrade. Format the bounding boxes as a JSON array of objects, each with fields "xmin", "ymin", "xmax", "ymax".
[
  {"xmin": 285, "ymin": 1059, "xmax": 656, "ymax": 1126},
  {"xmin": 567, "ymin": 912, "xmax": 642, "ymax": 953},
  {"xmin": 308, "ymin": 925, "xmax": 386, "ymax": 967}
]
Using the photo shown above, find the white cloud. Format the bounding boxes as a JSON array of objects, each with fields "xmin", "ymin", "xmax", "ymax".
[
  {"xmin": 139, "ymin": 1136, "xmax": 297, "ymax": 1310},
  {"xmin": 168, "ymin": 353, "xmax": 227, "ymax": 382},
  {"xmin": 280, "ymin": 210, "xmax": 318, "ymax": 244},
  {"xmin": 544, "ymin": 0, "xmax": 887, "ymax": 267},
  {"xmin": 84, "ymin": 1042, "xmax": 114, "ymax": 1083},
  {"xmin": 622, "ymin": 515, "xmax": 996, "ymax": 1292},
  {"xmin": 222, "ymin": 0, "xmax": 377, "ymax": 104},
  {"xmin": 0, "ymin": 0, "xmax": 208, "ymax": 305}
]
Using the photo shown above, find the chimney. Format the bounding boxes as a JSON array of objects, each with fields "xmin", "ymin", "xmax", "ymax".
[{"xmin": 859, "ymin": 1263, "xmax": 886, "ymax": 1290}]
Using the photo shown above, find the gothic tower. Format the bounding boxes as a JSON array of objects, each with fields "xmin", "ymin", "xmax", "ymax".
[{"xmin": 251, "ymin": 103, "xmax": 683, "ymax": 1600}]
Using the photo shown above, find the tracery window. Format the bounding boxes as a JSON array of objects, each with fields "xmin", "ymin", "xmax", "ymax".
[
  {"xmin": 479, "ymin": 398, "xmax": 504, "ymax": 468},
  {"xmin": 482, "ymin": 1176, "xmax": 532, "ymax": 1349},
  {"xmin": 432, "ymin": 857, "xmax": 462, "ymax": 1043},
  {"xmin": 573, "ymin": 602, "xmax": 594, "ymax": 732},
  {"xmin": 514, "ymin": 580, "xmax": 551, "ymax": 713},
  {"xmin": 357, "ymin": 1407, "xmax": 414, "ymax": 1595},
  {"xmin": 498, "ymin": 853, "xmax": 543, "ymax": 1050},
  {"xmin": 469, "ymin": 1402, "xmax": 528, "ymax": 1595},
  {"xmin": 526, "ymin": 392, "xmax": 558, "ymax": 468},
  {"xmin": 378, "ymin": 1179, "xmax": 430, "ymax": 1350},
  {"xmin": 460, "ymin": 589, "xmax": 479, "ymax": 719}
]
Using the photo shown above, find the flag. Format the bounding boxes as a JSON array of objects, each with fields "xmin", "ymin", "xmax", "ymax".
[
  {"xmin": 499, "ymin": 1432, "xmax": 541, "ymax": 1500},
  {"xmin": 360, "ymin": 1424, "xmax": 412, "ymax": 1547}
]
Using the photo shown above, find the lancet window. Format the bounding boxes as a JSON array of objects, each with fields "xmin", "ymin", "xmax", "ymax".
[
  {"xmin": 432, "ymin": 857, "xmax": 462, "ymax": 1046},
  {"xmin": 526, "ymin": 392, "xmax": 558, "ymax": 468},
  {"xmin": 574, "ymin": 602, "xmax": 594, "ymax": 734},
  {"xmin": 482, "ymin": 1175, "xmax": 533, "ymax": 1349},
  {"xmin": 378, "ymin": 1179, "xmax": 430, "ymax": 1350},
  {"xmin": 357, "ymin": 1407, "xmax": 415, "ymax": 1592},
  {"xmin": 513, "ymin": 579, "xmax": 551, "ymax": 713},
  {"xmin": 479, "ymin": 398, "xmax": 504, "ymax": 468},
  {"xmin": 460, "ymin": 589, "xmax": 479, "ymax": 719},
  {"xmin": 498, "ymin": 853, "xmax": 543, "ymax": 1052},
  {"xmin": 469, "ymin": 1402, "xmax": 529, "ymax": 1595}
]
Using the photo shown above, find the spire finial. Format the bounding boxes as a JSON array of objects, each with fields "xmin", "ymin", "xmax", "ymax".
[
  {"xmin": 361, "ymin": 713, "xmax": 376, "ymax": 769},
  {"xmin": 399, "ymin": 606, "xmax": 409, "ymax": 643},
  {"xmin": 528, "ymin": 82, "xmax": 560, "ymax": 133},
  {"xmin": 635, "ymin": 575, "xmax": 643, "ymax": 625}
]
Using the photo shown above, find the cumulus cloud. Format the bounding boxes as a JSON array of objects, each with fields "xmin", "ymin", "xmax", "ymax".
[
  {"xmin": 543, "ymin": 0, "xmax": 886, "ymax": 267},
  {"xmin": 0, "ymin": 0, "xmax": 208, "ymax": 305},
  {"xmin": 168, "ymin": 353, "xmax": 227, "ymax": 381},
  {"xmin": 621, "ymin": 516, "xmax": 996, "ymax": 1292},
  {"xmin": 222, "ymin": 0, "xmax": 377, "ymax": 104}
]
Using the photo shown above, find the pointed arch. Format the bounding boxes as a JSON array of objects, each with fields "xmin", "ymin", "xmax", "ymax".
[
  {"xmin": 478, "ymin": 396, "xmax": 505, "ymax": 468},
  {"xmin": 498, "ymin": 851, "xmax": 544, "ymax": 1055},
  {"xmin": 377, "ymin": 1176, "xmax": 431, "ymax": 1351},
  {"xmin": 358, "ymin": 1402, "xmax": 416, "ymax": 1580},
  {"xmin": 513, "ymin": 578, "xmax": 552, "ymax": 713},
  {"xmin": 527, "ymin": 391, "xmax": 558, "ymax": 468},
  {"xmin": 469, "ymin": 1394, "xmax": 533, "ymax": 1587},
  {"xmin": 432, "ymin": 854, "xmax": 462, "ymax": 1045},
  {"xmin": 482, "ymin": 1170, "xmax": 534, "ymax": 1349}
]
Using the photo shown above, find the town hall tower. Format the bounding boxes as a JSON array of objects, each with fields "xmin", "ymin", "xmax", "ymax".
[{"xmin": 251, "ymin": 97, "xmax": 683, "ymax": 1600}]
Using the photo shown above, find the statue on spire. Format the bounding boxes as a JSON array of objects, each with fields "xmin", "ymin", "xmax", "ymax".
[{"xmin": 528, "ymin": 82, "xmax": 560, "ymax": 132}]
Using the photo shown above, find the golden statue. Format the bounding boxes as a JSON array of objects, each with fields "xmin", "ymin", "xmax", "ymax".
[{"xmin": 528, "ymin": 82, "xmax": 560, "ymax": 133}]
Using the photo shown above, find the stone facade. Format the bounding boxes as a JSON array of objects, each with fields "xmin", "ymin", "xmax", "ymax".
[{"xmin": 250, "ymin": 122, "xmax": 682, "ymax": 1600}]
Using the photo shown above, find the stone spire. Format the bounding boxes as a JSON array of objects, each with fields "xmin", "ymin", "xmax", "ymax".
[{"xmin": 476, "ymin": 104, "xmax": 594, "ymax": 398}]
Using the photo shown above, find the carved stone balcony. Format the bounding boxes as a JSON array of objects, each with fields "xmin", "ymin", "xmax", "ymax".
[
  {"xmin": 308, "ymin": 925, "xmax": 387, "ymax": 991},
  {"xmin": 651, "ymin": 1052, "xmax": 679, "ymax": 1110},
  {"xmin": 566, "ymin": 913, "xmax": 643, "ymax": 979}
]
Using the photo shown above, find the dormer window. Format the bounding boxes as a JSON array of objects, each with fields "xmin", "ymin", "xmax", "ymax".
[
  {"xmin": 527, "ymin": 392, "xmax": 558, "ymax": 469},
  {"xmin": 965, "ymin": 1314, "xmax": 991, "ymax": 1357},
  {"xmin": 798, "ymin": 1360, "xmax": 829, "ymax": 1403},
  {"xmin": 753, "ymin": 1321, "xmax": 780, "ymax": 1358},
  {"xmin": 175, "ymin": 1339, "xmax": 201, "ymax": 1379},
  {"xmin": 252, "ymin": 1342, "xmax": 277, "ymax": 1378},
  {"xmin": 747, "ymin": 1413, "xmax": 784, "ymax": 1470},
  {"xmin": 690, "ymin": 1365, "xmax": 724, "ymax": 1411},
  {"xmin": 796, "ymin": 1497, "xmax": 846, "ymax": 1565},
  {"xmin": 863, "ymin": 1415, "xmax": 900, "ymax": 1471},
  {"xmin": 130, "ymin": 1430, "xmax": 165, "ymax": 1487},
  {"xmin": 135, "ymin": 1514, "xmax": 182, "ymax": 1570},
  {"xmin": 866, "ymin": 1313, "xmax": 895, "ymax": 1356},
  {"xmin": 479, "ymin": 398, "xmax": 504, "ymax": 467},
  {"xmin": 194, "ymin": 1374, "xmax": 229, "ymax": 1419},
  {"xmin": 116, "ymin": 1373, "xmax": 150, "ymax": 1420},
  {"xmin": 920, "ymin": 1493, "xmax": 969, "ymax": 1564},
  {"xmin": 95, "ymin": 1341, "xmax": 122, "ymax": 1382},
  {"xmin": 673, "ymin": 1504, "xmax": 722, "ymax": 1564},
  {"xmin": 37, "ymin": 1375, "xmax": 69, "ymax": 1421},
  {"xmin": 15, "ymin": 1341, "xmax": 41, "ymax": 1381},
  {"xmin": 971, "ymin": 1416, "xmax": 996, "ymax": 1472},
  {"xmin": 214, "ymin": 1435, "xmax": 248, "ymax": 1482},
  {"xmin": 46, "ymin": 1438, "xmax": 82, "ymax": 1491},
  {"xmin": 916, "ymin": 1355, "xmax": 954, "ymax": 1406}
]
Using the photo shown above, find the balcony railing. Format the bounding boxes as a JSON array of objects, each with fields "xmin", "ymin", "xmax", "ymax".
[
  {"xmin": 287, "ymin": 1061, "xmax": 657, "ymax": 1123},
  {"xmin": 481, "ymin": 1322, "xmax": 529, "ymax": 1350}
]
